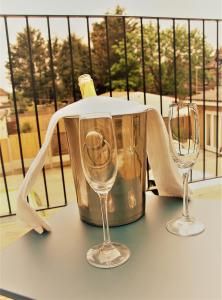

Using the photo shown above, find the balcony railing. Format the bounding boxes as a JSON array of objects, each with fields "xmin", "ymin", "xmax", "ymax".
[{"xmin": 0, "ymin": 14, "xmax": 221, "ymax": 217}]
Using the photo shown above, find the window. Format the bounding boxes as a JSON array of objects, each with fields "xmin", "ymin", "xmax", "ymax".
[
  {"xmin": 206, "ymin": 114, "xmax": 211, "ymax": 147},
  {"xmin": 213, "ymin": 115, "xmax": 217, "ymax": 147},
  {"xmin": 205, "ymin": 111, "xmax": 222, "ymax": 153}
]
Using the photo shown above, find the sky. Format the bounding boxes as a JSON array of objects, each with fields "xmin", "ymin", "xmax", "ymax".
[
  {"xmin": 1, "ymin": 0, "xmax": 221, "ymax": 18},
  {"xmin": 0, "ymin": 0, "xmax": 221, "ymax": 92}
]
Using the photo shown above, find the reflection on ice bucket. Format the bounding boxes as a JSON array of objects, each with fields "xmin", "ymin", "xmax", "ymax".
[{"xmin": 64, "ymin": 111, "xmax": 147, "ymax": 226}]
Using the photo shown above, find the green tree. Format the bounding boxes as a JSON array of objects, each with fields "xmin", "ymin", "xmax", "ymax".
[
  {"xmin": 110, "ymin": 27, "xmax": 141, "ymax": 90},
  {"xmin": 6, "ymin": 28, "xmax": 89, "ymax": 103},
  {"xmin": 156, "ymin": 26, "xmax": 213, "ymax": 97},
  {"xmin": 109, "ymin": 22, "xmax": 214, "ymax": 98},
  {"xmin": 91, "ymin": 6, "xmax": 138, "ymax": 93},
  {"xmin": 6, "ymin": 28, "xmax": 51, "ymax": 103},
  {"xmin": 57, "ymin": 34, "xmax": 89, "ymax": 100},
  {"xmin": 45, "ymin": 37, "xmax": 61, "ymax": 103}
]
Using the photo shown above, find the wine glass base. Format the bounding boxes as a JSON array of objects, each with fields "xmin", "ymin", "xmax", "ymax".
[
  {"xmin": 86, "ymin": 242, "xmax": 130, "ymax": 269},
  {"xmin": 166, "ymin": 216, "xmax": 205, "ymax": 237}
]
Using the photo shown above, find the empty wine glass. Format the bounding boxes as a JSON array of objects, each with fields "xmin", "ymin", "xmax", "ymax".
[
  {"xmin": 79, "ymin": 112, "xmax": 130, "ymax": 268},
  {"xmin": 166, "ymin": 102, "xmax": 205, "ymax": 236}
]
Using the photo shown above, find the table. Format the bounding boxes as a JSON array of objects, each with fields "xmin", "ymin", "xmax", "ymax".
[{"xmin": 1, "ymin": 195, "xmax": 221, "ymax": 300}]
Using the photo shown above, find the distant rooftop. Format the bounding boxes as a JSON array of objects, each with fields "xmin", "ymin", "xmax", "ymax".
[
  {"xmin": 191, "ymin": 86, "xmax": 222, "ymax": 101},
  {"xmin": 184, "ymin": 86, "xmax": 222, "ymax": 107}
]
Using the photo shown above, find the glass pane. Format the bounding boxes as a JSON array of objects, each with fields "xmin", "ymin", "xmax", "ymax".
[{"xmin": 206, "ymin": 114, "xmax": 211, "ymax": 146}]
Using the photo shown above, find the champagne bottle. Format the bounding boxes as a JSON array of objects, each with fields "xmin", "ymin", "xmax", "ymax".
[{"xmin": 78, "ymin": 74, "xmax": 96, "ymax": 98}]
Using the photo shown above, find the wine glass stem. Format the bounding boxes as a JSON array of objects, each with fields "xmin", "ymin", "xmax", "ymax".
[
  {"xmin": 99, "ymin": 193, "xmax": 111, "ymax": 244},
  {"xmin": 182, "ymin": 170, "xmax": 190, "ymax": 218}
]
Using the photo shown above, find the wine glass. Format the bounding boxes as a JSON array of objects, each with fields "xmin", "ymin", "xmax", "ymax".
[
  {"xmin": 166, "ymin": 102, "xmax": 205, "ymax": 236},
  {"xmin": 79, "ymin": 112, "xmax": 130, "ymax": 268}
]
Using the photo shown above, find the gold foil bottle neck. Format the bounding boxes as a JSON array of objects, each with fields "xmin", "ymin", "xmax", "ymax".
[{"xmin": 78, "ymin": 74, "xmax": 97, "ymax": 99}]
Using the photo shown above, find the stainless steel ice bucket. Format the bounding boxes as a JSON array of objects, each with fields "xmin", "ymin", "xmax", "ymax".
[{"xmin": 64, "ymin": 102, "xmax": 148, "ymax": 226}]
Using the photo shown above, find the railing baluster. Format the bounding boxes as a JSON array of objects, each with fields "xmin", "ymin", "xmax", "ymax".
[
  {"xmin": 172, "ymin": 20, "xmax": 181, "ymax": 154},
  {"xmin": 105, "ymin": 16, "xmax": 112, "ymax": 97},
  {"xmin": 140, "ymin": 17, "xmax": 147, "ymax": 105},
  {"xmin": 47, "ymin": 16, "xmax": 67, "ymax": 206},
  {"xmin": 86, "ymin": 16, "xmax": 93, "ymax": 76},
  {"xmin": 4, "ymin": 16, "xmax": 30, "ymax": 206},
  {"xmin": 188, "ymin": 20, "xmax": 192, "ymax": 103},
  {"xmin": 202, "ymin": 20, "xmax": 206, "ymax": 180},
  {"xmin": 67, "ymin": 16, "xmax": 77, "ymax": 102},
  {"xmin": 4, "ymin": 17, "xmax": 26, "ymax": 178},
  {"xmin": 140, "ymin": 18, "xmax": 149, "ymax": 187},
  {"xmin": 0, "ymin": 144, "xmax": 11, "ymax": 214},
  {"xmin": 172, "ymin": 19, "xmax": 178, "ymax": 102},
  {"xmin": 26, "ymin": 16, "xmax": 49, "ymax": 207},
  {"xmin": 215, "ymin": 20, "xmax": 219, "ymax": 177},
  {"xmin": 187, "ymin": 19, "xmax": 193, "ymax": 180},
  {"xmin": 122, "ymin": 16, "xmax": 129, "ymax": 100},
  {"xmin": 157, "ymin": 18, "xmax": 163, "ymax": 114}
]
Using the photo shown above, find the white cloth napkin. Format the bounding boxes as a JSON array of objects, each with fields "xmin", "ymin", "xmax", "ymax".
[{"xmin": 16, "ymin": 96, "xmax": 183, "ymax": 234}]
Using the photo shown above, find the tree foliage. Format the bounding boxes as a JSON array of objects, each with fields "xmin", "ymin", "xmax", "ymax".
[
  {"xmin": 6, "ymin": 28, "xmax": 50, "ymax": 101},
  {"xmin": 57, "ymin": 34, "xmax": 89, "ymax": 99},
  {"xmin": 91, "ymin": 6, "xmax": 134, "ymax": 92},
  {"xmin": 108, "ymin": 22, "xmax": 213, "ymax": 97},
  {"xmin": 6, "ymin": 28, "xmax": 89, "ymax": 105},
  {"xmin": 6, "ymin": 7, "xmax": 215, "ymax": 105}
]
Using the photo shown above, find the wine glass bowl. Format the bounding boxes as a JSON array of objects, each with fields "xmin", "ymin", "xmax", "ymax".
[
  {"xmin": 168, "ymin": 104, "xmax": 200, "ymax": 170},
  {"xmin": 166, "ymin": 102, "xmax": 205, "ymax": 236},
  {"xmin": 79, "ymin": 112, "xmax": 130, "ymax": 268},
  {"xmin": 81, "ymin": 127, "xmax": 117, "ymax": 193}
]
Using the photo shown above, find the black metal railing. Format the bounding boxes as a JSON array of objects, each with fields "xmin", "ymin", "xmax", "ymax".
[{"xmin": 0, "ymin": 14, "xmax": 221, "ymax": 217}]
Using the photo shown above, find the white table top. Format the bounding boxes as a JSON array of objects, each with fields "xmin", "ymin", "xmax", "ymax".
[{"xmin": 1, "ymin": 194, "xmax": 221, "ymax": 300}]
